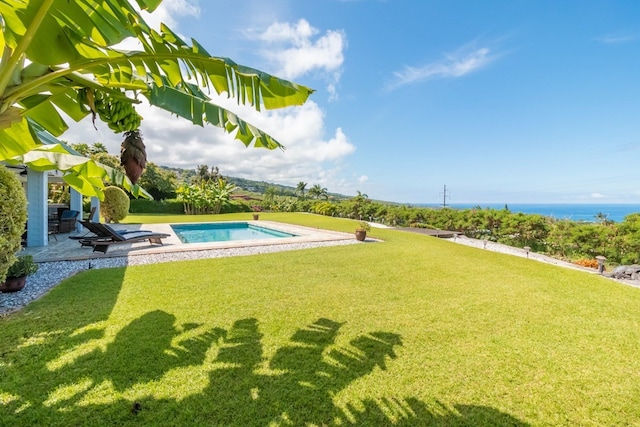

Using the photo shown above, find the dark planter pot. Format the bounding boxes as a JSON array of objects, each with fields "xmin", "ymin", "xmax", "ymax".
[
  {"xmin": 355, "ymin": 230, "xmax": 367, "ymax": 241},
  {"xmin": 0, "ymin": 275, "xmax": 27, "ymax": 293},
  {"xmin": 253, "ymin": 214, "xmax": 260, "ymax": 220}
]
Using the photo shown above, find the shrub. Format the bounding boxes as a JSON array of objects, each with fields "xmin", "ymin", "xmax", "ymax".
[
  {"xmin": 102, "ymin": 186, "xmax": 130, "ymax": 223},
  {"xmin": 129, "ymin": 199, "xmax": 183, "ymax": 214},
  {"xmin": 0, "ymin": 165, "xmax": 27, "ymax": 283},
  {"xmin": 356, "ymin": 221, "xmax": 371, "ymax": 232}
]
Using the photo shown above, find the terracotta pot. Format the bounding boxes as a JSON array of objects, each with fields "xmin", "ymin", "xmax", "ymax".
[
  {"xmin": 253, "ymin": 214, "xmax": 260, "ymax": 220},
  {"xmin": 0, "ymin": 275, "xmax": 27, "ymax": 293},
  {"xmin": 355, "ymin": 230, "xmax": 367, "ymax": 241}
]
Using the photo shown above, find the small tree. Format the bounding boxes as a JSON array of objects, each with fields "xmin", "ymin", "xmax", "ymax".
[{"xmin": 137, "ymin": 163, "xmax": 177, "ymax": 200}]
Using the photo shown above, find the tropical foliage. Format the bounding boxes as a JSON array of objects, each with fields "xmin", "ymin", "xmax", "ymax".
[
  {"xmin": 0, "ymin": 0, "xmax": 313, "ymax": 198},
  {"xmin": 176, "ymin": 178, "xmax": 237, "ymax": 215}
]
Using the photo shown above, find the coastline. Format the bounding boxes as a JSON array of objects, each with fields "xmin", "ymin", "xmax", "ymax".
[{"xmin": 415, "ymin": 203, "xmax": 640, "ymax": 223}]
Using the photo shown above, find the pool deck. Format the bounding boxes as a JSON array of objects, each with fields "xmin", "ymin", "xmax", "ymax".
[{"xmin": 20, "ymin": 221, "xmax": 355, "ymax": 263}]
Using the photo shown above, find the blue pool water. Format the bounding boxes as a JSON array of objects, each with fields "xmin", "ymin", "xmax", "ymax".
[{"xmin": 170, "ymin": 222, "xmax": 297, "ymax": 244}]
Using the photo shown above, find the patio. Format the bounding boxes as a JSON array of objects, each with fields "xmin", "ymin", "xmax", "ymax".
[{"xmin": 19, "ymin": 221, "xmax": 356, "ymax": 262}]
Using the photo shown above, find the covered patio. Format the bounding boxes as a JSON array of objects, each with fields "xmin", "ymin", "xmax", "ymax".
[{"xmin": 7, "ymin": 165, "xmax": 100, "ymax": 248}]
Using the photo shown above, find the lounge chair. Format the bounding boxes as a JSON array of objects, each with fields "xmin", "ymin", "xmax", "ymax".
[
  {"xmin": 82, "ymin": 223, "xmax": 170, "ymax": 253},
  {"xmin": 72, "ymin": 220, "xmax": 153, "ymax": 244}
]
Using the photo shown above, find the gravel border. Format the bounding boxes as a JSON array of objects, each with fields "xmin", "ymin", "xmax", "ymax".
[{"xmin": 0, "ymin": 239, "xmax": 358, "ymax": 316}]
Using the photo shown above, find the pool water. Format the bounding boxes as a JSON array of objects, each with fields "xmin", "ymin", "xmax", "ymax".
[{"xmin": 170, "ymin": 222, "xmax": 297, "ymax": 244}]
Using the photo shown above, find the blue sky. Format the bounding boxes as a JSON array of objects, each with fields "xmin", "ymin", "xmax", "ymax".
[{"xmin": 67, "ymin": 0, "xmax": 640, "ymax": 204}]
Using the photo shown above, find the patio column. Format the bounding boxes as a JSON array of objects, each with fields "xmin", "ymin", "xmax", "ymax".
[
  {"xmin": 90, "ymin": 197, "xmax": 100, "ymax": 222},
  {"xmin": 26, "ymin": 169, "xmax": 48, "ymax": 247},
  {"xmin": 69, "ymin": 189, "xmax": 83, "ymax": 231}
]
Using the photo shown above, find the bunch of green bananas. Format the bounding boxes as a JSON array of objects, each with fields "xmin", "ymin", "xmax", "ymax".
[{"xmin": 79, "ymin": 88, "xmax": 142, "ymax": 133}]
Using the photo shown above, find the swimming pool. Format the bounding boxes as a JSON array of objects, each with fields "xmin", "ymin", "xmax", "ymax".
[{"xmin": 170, "ymin": 222, "xmax": 297, "ymax": 244}]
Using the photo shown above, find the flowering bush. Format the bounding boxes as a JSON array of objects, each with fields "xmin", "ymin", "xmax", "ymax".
[{"xmin": 574, "ymin": 259, "xmax": 600, "ymax": 269}]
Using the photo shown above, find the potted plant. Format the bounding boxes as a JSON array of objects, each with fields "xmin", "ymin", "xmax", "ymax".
[
  {"xmin": 0, "ymin": 255, "xmax": 39, "ymax": 293},
  {"xmin": 355, "ymin": 221, "xmax": 371, "ymax": 241},
  {"xmin": 251, "ymin": 205, "xmax": 261, "ymax": 220}
]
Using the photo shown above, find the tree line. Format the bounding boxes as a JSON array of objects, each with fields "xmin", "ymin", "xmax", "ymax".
[
  {"xmin": 260, "ymin": 194, "xmax": 640, "ymax": 266},
  {"xmin": 63, "ymin": 145, "xmax": 640, "ymax": 266}
]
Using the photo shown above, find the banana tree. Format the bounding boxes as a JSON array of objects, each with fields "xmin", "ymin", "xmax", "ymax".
[{"xmin": 0, "ymin": 0, "xmax": 314, "ymax": 195}]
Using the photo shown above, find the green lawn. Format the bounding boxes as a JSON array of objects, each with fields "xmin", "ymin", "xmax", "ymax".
[{"xmin": 1, "ymin": 213, "xmax": 640, "ymax": 426}]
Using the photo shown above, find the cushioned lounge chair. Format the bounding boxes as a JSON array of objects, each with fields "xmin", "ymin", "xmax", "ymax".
[
  {"xmin": 82, "ymin": 223, "xmax": 170, "ymax": 254},
  {"xmin": 72, "ymin": 220, "xmax": 152, "ymax": 245}
]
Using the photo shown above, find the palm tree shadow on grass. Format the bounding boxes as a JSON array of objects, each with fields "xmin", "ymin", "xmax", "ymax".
[
  {"xmin": 1, "ymin": 315, "xmax": 530, "ymax": 426},
  {"xmin": 171, "ymin": 318, "xmax": 530, "ymax": 426}
]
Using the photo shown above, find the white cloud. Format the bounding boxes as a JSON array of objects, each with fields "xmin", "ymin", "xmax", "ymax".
[
  {"xmin": 260, "ymin": 19, "xmax": 318, "ymax": 45},
  {"xmin": 61, "ymin": 7, "xmax": 361, "ymax": 196},
  {"xmin": 63, "ymin": 96, "xmax": 358, "ymax": 193},
  {"xmin": 388, "ymin": 42, "xmax": 500, "ymax": 89},
  {"xmin": 257, "ymin": 19, "xmax": 346, "ymax": 95},
  {"xmin": 590, "ymin": 192, "xmax": 606, "ymax": 199}
]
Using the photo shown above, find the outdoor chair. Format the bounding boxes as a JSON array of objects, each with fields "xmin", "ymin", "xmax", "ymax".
[
  {"xmin": 80, "ymin": 223, "xmax": 170, "ymax": 254},
  {"xmin": 57, "ymin": 210, "xmax": 79, "ymax": 233},
  {"xmin": 72, "ymin": 220, "xmax": 153, "ymax": 245}
]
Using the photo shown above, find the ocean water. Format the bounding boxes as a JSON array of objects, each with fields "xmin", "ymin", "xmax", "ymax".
[{"xmin": 417, "ymin": 204, "xmax": 640, "ymax": 223}]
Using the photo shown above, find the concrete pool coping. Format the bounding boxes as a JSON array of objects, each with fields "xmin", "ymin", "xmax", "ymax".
[{"xmin": 20, "ymin": 220, "xmax": 357, "ymax": 263}]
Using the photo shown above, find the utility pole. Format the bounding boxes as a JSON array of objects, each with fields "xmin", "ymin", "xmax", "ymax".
[{"xmin": 440, "ymin": 185, "xmax": 450, "ymax": 208}]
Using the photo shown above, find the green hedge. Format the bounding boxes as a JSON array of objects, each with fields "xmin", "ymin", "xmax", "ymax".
[{"xmin": 129, "ymin": 199, "xmax": 184, "ymax": 214}]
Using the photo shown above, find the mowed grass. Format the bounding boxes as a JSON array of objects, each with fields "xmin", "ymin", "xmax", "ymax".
[{"xmin": 1, "ymin": 213, "xmax": 640, "ymax": 426}]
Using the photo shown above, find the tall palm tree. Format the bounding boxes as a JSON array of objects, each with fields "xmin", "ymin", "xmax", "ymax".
[
  {"xmin": 0, "ymin": 0, "xmax": 314, "ymax": 193},
  {"xmin": 90, "ymin": 142, "xmax": 108, "ymax": 154},
  {"xmin": 295, "ymin": 181, "xmax": 307, "ymax": 199}
]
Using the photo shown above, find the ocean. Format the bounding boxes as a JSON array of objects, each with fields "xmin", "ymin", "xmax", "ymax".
[{"xmin": 415, "ymin": 203, "xmax": 640, "ymax": 223}]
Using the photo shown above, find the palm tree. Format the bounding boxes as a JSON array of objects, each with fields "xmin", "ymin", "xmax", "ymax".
[
  {"xmin": 308, "ymin": 184, "xmax": 328, "ymax": 200},
  {"xmin": 595, "ymin": 212, "xmax": 613, "ymax": 226},
  {"xmin": 90, "ymin": 142, "xmax": 108, "ymax": 154},
  {"xmin": 0, "ymin": 0, "xmax": 314, "ymax": 193},
  {"xmin": 295, "ymin": 181, "xmax": 307, "ymax": 199}
]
